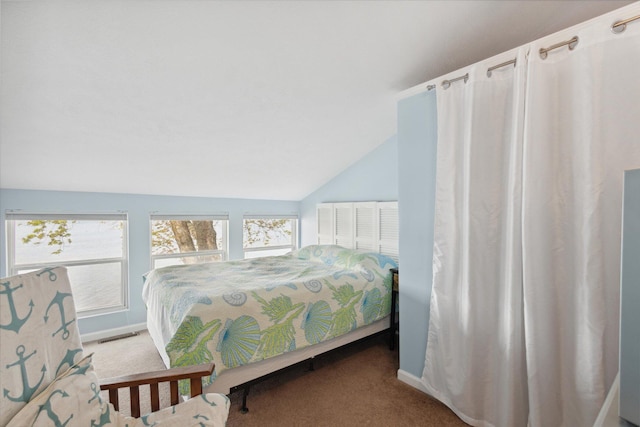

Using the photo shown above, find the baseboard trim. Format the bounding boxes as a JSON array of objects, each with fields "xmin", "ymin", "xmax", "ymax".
[
  {"xmin": 81, "ymin": 323, "xmax": 147, "ymax": 344},
  {"xmin": 397, "ymin": 369, "xmax": 430, "ymax": 394}
]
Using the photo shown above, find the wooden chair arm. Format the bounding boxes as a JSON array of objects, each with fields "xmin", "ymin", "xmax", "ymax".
[{"xmin": 99, "ymin": 362, "xmax": 215, "ymax": 418}]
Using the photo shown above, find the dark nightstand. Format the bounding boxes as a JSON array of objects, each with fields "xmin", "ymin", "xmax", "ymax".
[{"xmin": 389, "ymin": 268, "xmax": 399, "ymax": 350}]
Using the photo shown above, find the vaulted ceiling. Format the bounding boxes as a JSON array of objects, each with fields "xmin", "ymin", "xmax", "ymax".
[{"xmin": 0, "ymin": 1, "xmax": 633, "ymax": 200}]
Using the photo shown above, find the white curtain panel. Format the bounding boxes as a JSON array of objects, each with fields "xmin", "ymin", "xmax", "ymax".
[
  {"xmin": 523, "ymin": 14, "xmax": 640, "ymax": 427},
  {"xmin": 422, "ymin": 4, "xmax": 640, "ymax": 426},
  {"xmin": 422, "ymin": 48, "xmax": 529, "ymax": 427}
]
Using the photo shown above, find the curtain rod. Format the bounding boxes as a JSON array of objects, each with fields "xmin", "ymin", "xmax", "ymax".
[
  {"xmin": 612, "ymin": 14, "xmax": 640, "ymax": 33},
  {"xmin": 487, "ymin": 58, "xmax": 517, "ymax": 77},
  {"xmin": 539, "ymin": 36, "xmax": 578, "ymax": 59},
  {"xmin": 525, "ymin": 12, "xmax": 638, "ymax": 59},
  {"xmin": 442, "ymin": 73, "xmax": 469, "ymax": 89},
  {"xmin": 406, "ymin": 11, "xmax": 639, "ymax": 96}
]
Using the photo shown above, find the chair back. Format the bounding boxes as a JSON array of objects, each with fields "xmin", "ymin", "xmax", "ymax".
[{"xmin": 0, "ymin": 266, "xmax": 83, "ymax": 425}]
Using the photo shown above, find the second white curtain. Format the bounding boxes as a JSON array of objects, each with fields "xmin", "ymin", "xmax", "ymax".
[
  {"xmin": 421, "ymin": 48, "xmax": 528, "ymax": 427},
  {"xmin": 523, "ymin": 18, "xmax": 640, "ymax": 427},
  {"xmin": 421, "ymin": 6, "xmax": 640, "ymax": 426}
]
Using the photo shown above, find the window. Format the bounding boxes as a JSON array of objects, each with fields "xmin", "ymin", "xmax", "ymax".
[
  {"xmin": 243, "ymin": 215, "xmax": 298, "ymax": 259},
  {"xmin": 150, "ymin": 215, "xmax": 228, "ymax": 268},
  {"xmin": 6, "ymin": 213, "xmax": 128, "ymax": 317}
]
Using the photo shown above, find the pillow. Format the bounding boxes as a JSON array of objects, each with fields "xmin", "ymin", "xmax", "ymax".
[
  {"xmin": 294, "ymin": 245, "xmax": 397, "ymax": 271},
  {"xmin": 293, "ymin": 245, "xmax": 348, "ymax": 264}
]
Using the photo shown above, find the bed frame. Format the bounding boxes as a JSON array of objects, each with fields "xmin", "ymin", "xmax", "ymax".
[{"xmin": 147, "ymin": 315, "xmax": 390, "ymax": 411}]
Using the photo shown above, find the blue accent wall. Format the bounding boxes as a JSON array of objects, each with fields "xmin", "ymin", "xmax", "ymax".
[
  {"xmin": 299, "ymin": 100, "xmax": 435, "ymax": 380},
  {"xmin": 0, "ymin": 188, "xmax": 299, "ymax": 336},
  {"xmin": 1, "ymin": 135, "xmax": 404, "ymax": 339},
  {"xmin": 397, "ymin": 90, "xmax": 437, "ymax": 378},
  {"xmin": 300, "ymin": 135, "xmax": 399, "ymax": 247}
]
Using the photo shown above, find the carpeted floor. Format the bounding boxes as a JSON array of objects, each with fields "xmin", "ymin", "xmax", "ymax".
[{"xmin": 85, "ymin": 331, "xmax": 467, "ymax": 426}]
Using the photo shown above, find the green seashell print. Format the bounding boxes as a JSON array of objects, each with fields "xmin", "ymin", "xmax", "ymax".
[
  {"xmin": 258, "ymin": 311, "xmax": 303, "ymax": 358},
  {"xmin": 328, "ymin": 282, "xmax": 358, "ymax": 307},
  {"xmin": 252, "ymin": 292, "xmax": 300, "ymax": 323},
  {"xmin": 382, "ymin": 287, "xmax": 392, "ymax": 315},
  {"xmin": 251, "ymin": 291, "xmax": 306, "ymax": 359},
  {"xmin": 360, "ymin": 288, "xmax": 383, "ymax": 324},
  {"xmin": 335, "ymin": 249, "xmax": 367, "ymax": 268},
  {"xmin": 216, "ymin": 315, "xmax": 260, "ymax": 368},
  {"xmin": 301, "ymin": 300, "xmax": 332, "ymax": 344},
  {"xmin": 167, "ymin": 316, "xmax": 221, "ymax": 365},
  {"xmin": 166, "ymin": 316, "xmax": 221, "ymax": 395},
  {"xmin": 326, "ymin": 282, "xmax": 363, "ymax": 338}
]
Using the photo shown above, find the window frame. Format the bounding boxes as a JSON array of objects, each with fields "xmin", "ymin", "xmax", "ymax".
[
  {"xmin": 5, "ymin": 212, "xmax": 129, "ymax": 318},
  {"xmin": 149, "ymin": 214, "xmax": 229, "ymax": 269},
  {"xmin": 242, "ymin": 214, "xmax": 298, "ymax": 258}
]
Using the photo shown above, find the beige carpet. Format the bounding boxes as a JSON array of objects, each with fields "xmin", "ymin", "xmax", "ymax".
[{"xmin": 85, "ymin": 331, "xmax": 467, "ymax": 426}]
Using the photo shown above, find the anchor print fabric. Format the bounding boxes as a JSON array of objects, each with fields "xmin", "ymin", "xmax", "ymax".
[
  {"xmin": 142, "ymin": 245, "xmax": 397, "ymax": 392},
  {"xmin": 0, "ymin": 267, "xmax": 84, "ymax": 426},
  {"xmin": 1, "ymin": 266, "xmax": 230, "ymax": 426},
  {"xmin": 6, "ymin": 354, "xmax": 111, "ymax": 427},
  {"xmin": 115, "ymin": 393, "xmax": 231, "ymax": 426},
  {"xmin": 6, "ymin": 353, "xmax": 231, "ymax": 427}
]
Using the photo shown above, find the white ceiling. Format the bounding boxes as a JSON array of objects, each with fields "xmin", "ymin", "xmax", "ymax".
[{"xmin": 0, "ymin": 1, "xmax": 634, "ymax": 201}]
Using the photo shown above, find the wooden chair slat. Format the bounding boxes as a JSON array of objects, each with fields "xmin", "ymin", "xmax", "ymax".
[
  {"xmin": 130, "ymin": 386, "xmax": 140, "ymax": 418},
  {"xmin": 150, "ymin": 383, "xmax": 160, "ymax": 412},
  {"xmin": 108, "ymin": 389, "xmax": 119, "ymax": 411},
  {"xmin": 170, "ymin": 381, "xmax": 180, "ymax": 406},
  {"xmin": 99, "ymin": 362, "xmax": 214, "ymax": 416},
  {"xmin": 190, "ymin": 377, "xmax": 202, "ymax": 397}
]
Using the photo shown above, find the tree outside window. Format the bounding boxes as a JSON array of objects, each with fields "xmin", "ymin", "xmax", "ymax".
[
  {"xmin": 243, "ymin": 216, "xmax": 297, "ymax": 259},
  {"xmin": 150, "ymin": 216, "xmax": 227, "ymax": 268},
  {"xmin": 8, "ymin": 214, "xmax": 127, "ymax": 316}
]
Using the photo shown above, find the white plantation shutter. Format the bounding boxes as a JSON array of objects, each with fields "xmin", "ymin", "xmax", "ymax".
[
  {"xmin": 378, "ymin": 202, "xmax": 399, "ymax": 262},
  {"xmin": 334, "ymin": 203, "xmax": 353, "ymax": 248},
  {"xmin": 316, "ymin": 201, "xmax": 398, "ymax": 262},
  {"xmin": 317, "ymin": 204, "xmax": 334, "ymax": 245},
  {"xmin": 354, "ymin": 202, "xmax": 376, "ymax": 251}
]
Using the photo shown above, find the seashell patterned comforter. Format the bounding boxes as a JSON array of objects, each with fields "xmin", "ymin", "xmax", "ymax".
[{"xmin": 142, "ymin": 245, "xmax": 397, "ymax": 392}]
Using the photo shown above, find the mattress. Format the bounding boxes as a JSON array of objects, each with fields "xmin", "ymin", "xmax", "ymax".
[{"xmin": 142, "ymin": 245, "xmax": 397, "ymax": 393}]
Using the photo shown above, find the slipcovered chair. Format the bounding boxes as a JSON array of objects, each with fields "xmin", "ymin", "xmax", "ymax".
[{"xmin": 0, "ymin": 266, "xmax": 230, "ymax": 426}]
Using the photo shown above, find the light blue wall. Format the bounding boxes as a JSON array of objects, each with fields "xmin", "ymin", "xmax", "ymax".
[
  {"xmin": 397, "ymin": 90, "xmax": 437, "ymax": 378},
  {"xmin": 1, "ymin": 133, "xmax": 403, "ymax": 339},
  {"xmin": 620, "ymin": 168, "xmax": 640, "ymax": 425},
  {"xmin": 0, "ymin": 189, "xmax": 299, "ymax": 336},
  {"xmin": 300, "ymin": 135, "xmax": 399, "ymax": 247},
  {"xmin": 299, "ymin": 102, "xmax": 436, "ymax": 380}
]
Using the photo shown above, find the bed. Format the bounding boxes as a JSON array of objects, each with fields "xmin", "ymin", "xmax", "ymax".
[{"xmin": 142, "ymin": 244, "xmax": 397, "ymax": 395}]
